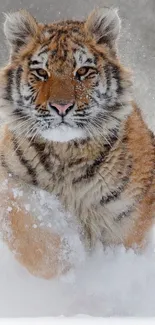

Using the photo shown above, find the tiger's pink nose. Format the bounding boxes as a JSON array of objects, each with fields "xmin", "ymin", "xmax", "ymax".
[{"xmin": 49, "ymin": 102, "xmax": 74, "ymax": 115}]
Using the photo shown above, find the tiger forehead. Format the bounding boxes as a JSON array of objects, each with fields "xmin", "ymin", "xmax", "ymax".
[
  {"xmin": 31, "ymin": 40, "xmax": 97, "ymax": 72},
  {"xmin": 43, "ymin": 20, "xmax": 85, "ymax": 38}
]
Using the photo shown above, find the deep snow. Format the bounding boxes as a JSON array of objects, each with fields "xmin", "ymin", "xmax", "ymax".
[{"xmin": 0, "ymin": 189, "xmax": 155, "ymax": 318}]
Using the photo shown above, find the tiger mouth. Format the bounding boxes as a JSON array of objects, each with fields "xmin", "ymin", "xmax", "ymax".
[
  {"xmin": 45, "ymin": 119, "xmax": 82, "ymax": 130},
  {"xmin": 58, "ymin": 120, "xmax": 74, "ymax": 127}
]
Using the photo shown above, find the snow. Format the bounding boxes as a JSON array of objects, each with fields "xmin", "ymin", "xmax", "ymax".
[
  {"xmin": 0, "ymin": 187, "xmax": 155, "ymax": 318},
  {"xmin": 0, "ymin": 0, "xmax": 154, "ymax": 320}
]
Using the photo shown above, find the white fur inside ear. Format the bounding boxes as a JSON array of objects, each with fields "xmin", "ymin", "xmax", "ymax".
[
  {"xmin": 86, "ymin": 7, "xmax": 121, "ymax": 46},
  {"xmin": 3, "ymin": 10, "xmax": 38, "ymax": 47}
]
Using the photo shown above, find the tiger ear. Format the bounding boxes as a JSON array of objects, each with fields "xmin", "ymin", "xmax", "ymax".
[
  {"xmin": 3, "ymin": 10, "xmax": 39, "ymax": 53},
  {"xmin": 85, "ymin": 7, "xmax": 121, "ymax": 49}
]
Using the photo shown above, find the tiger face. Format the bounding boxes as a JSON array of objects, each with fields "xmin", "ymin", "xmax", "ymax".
[{"xmin": 1, "ymin": 8, "xmax": 132, "ymax": 142}]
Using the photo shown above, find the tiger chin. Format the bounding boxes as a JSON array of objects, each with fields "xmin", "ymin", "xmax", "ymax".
[{"xmin": 0, "ymin": 7, "xmax": 154, "ymax": 279}]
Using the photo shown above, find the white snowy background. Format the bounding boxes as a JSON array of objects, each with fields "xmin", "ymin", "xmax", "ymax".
[{"xmin": 0, "ymin": 0, "xmax": 154, "ymax": 318}]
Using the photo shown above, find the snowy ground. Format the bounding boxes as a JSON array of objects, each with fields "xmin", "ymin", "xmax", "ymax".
[
  {"xmin": 0, "ymin": 0, "xmax": 155, "ymax": 319},
  {"xmin": 0, "ymin": 189, "xmax": 155, "ymax": 318}
]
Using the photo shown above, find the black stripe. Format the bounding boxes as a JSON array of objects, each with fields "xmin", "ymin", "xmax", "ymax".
[
  {"xmin": 99, "ymin": 154, "xmax": 132, "ymax": 213},
  {"xmin": 68, "ymin": 158, "xmax": 85, "ymax": 168},
  {"xmin": 100, "ymin": 172, "xmax": 132, "ymax": 206},
  {"xmin": 5, "ymin": 69, "xmax": 14, "ymax": 101},
  {"xmin": 16, "ymin": 66, "xmax": 23, "ymax": 104},
  {"xmin": 32, "ymin": 142, "xmax": 51, "ymax": 172},
  {"xmin": 104, "ymin": 64, "xmax": 111, "ymax": 94},
  {"xmin": 100, "ymin": 189, "xmax": 122, "ymax": 205},
  {"xmin": 111, "ymin": 65, "xmax": 123, "ymax": 95},
  {"xmin": 30, "ymin": 60, "xmax": 40, "ymax": 66},
  {"xmin": 115, "ymin": 206, "xmax": 134, "ymax": 222},
  {"xmin": 12, "ymin": 108, "xmax": 28, "ymax": 119},
  {"xmin": 12, "ymin": 136, "xmax": 38, "ymax": 185},
  {"xmin": 104, "ymin": 128, "xmax": 119, "ymax": 149},
  {"xmin": 27, "ymin": 83, "xmax": 35, "ymax": 91},
  {"xmin": 94, "ymin": 89, "xmax": 103, "ymax": 99},
  {"xmin": 89, "ymin": 94, "xmax": 100, "ymax": 106},
  {"xmin": 73, "ymin": 133, "xmax": 119, "ymax": 184},
  {"xmin": 58, "ymin": 20, "xmax": 82, "ymax": 27},
  {"xmin": 0, "ymin": 153, "xmax": 12, "ymax": 174},
  {"xmin": 50, "ymin": 49, "xmax": 57, "ymax": 57},
  {"xmin": 46, "ymin": 27, "xmax": 55, "ymax": 34},
  {"xmin": 1, "ymin": 153, "xmax": 7, "ymax": 168},
  {"xmin": 13, "ymin": 39, "xmax": 25, "ymax": 52},
  {"xmin": 38, "ymin": 47, "xmax": 48, "ymax": 57},
  {"xmin": 73, "ymin": 138, "xmax": 88, "ymax": 148},
  {"xmin": 108, "ymin": 103, "xmax": 123, "ymax": 112},
  {"xmin": 30, "ymin": 73, "xmax": 41, "ymax": 82},
  {"xmin": 16, "ymin": 66, "xmax": 23, "ymax": 92},
  {"xmin": 23, "ymin": 94, "xmax": 32, "ymax": 101}
]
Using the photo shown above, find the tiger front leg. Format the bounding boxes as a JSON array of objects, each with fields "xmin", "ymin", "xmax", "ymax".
[
  {"xmin": 7, "ymin": 205, "xmax": 68, "ymax": 279},
  {"xmin": 0, "ymin": 174, "xmax": 69, "ymax": 279}
]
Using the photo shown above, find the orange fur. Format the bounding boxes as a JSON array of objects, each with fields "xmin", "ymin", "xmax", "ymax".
[{"xmin": 0, "ymin": 8, "xmax": 154, "ymax": 279}]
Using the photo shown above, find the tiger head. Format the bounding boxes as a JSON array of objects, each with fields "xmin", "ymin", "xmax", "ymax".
[{"xmin": 0, "ymin": 8, "xmax": 132, "ymax": 142}]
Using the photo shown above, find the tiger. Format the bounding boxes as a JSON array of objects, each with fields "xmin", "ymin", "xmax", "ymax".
[{"xmin": 0, "ymin": 7, "xmax": 154, "ymax": 279}]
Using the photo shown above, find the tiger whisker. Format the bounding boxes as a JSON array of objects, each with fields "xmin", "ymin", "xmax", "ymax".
[{"xmin": 11, "ymin": 121, "xmax": 38, "ymax": 156}]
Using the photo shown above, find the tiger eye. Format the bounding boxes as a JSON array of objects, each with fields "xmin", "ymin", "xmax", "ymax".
[
  {"xmin": 36, "ymin": 68, "xmax": 48, "ymax": 79},
  {"xmin": 77, "ymin": 67, "xmax": 89, "ymax": 76}
]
